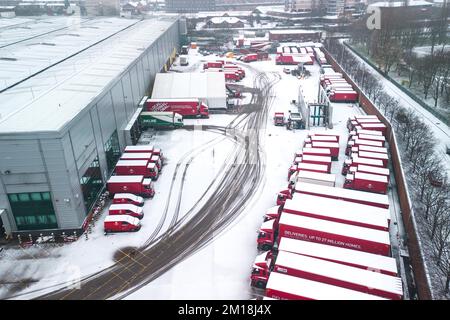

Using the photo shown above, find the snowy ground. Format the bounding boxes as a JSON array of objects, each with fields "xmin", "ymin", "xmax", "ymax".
[{"xmin": 0, "ymin": 50, "xmax": 404, "ymax": 300}]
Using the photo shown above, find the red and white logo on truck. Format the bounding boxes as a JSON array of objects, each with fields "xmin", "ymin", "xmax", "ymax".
[{"xmin": 153, "ymin": 102, "xmax": 169, "ymax": 112}]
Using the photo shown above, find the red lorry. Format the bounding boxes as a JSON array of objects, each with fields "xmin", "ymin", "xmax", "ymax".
[
  {"xmin": 344, "ymin": 172, "xmax": 389, "ymax": 194},
  {"xmin": 298, "ymin": 154, "xmax": 332, "ymax": 172},
  {"xmin": 224, "ymin": 71, "xmax": 241, "ymax": 82},
  {"xmin": 348, "ymin": 164, "xmax": 390, "ymax": 181},
  {"xmin": 104, "ymin": 215, "xmax": 141, "ymax": 234},
  {"xmin": 273, "ymin": 112, "xmax": 285, "ymax": 126},
  {"xmin": 114, "ymin": 160, "xmax": 159, "ymax": 180},
  {"xmin": 357, "ymin": 151, "xmax": 389, "ymax": 167},
  {"xmin": 264, "ymin": 272, "xmax": 387, "ymax": 300},
  {"xmin": 120, "ymin": 153, "xmax": 162, "ymax": 171},
  {"xmin": 203, "ymin": 61, "xmax": 223, "ymax": 69},
  {"xmin": 355, "ymin": 134, "xmax": 386, "ymax": 145},
  {"xmin": 124, "ymin": 145, "xmax": 164, "ymax": 165},
  {"xmin": 301, "ymin": 147, "xmax": 331, "ymax": 157},
  {"xmin": 328, "ymin": 90, "xmax": 358, "ymax": 102},
  {"xmin": 257, "ymin": 213, "xmax": 391, "ymax": 255},
  {"xmin": 107, "ymin": 175, "xmax": 155, "ymax": 198},
  {"xmin": 348, "ymin": 145, "xmax": 388, "ymax": 156},
  {"xmin": 113, "ymin": 193, "xmax": 144, "ymax": 206},
  {"xmin": 270, "ymin": 193, "xmax": 389, "ymax": 231},
  {"xmin": 346, "ymin": 138, "xmax": 384, "ymax": 155},
  {"xmin": 358, "ymin": 122, "xmax": 387, "ymax": 136},
  {"xmin": 223, "ymin": 65, "xmax": 245, "ymax": 78},
  {"xmin": 108, "ymin": 203, "xmax": 144, "ymax": 219},
  {"xmin": 342, "ymin": 156, "xmax": 384, "ymax": 175},
  {"xmin": 310, "ymin": 141, "xmax": 339, "ymax": 160},
  {"xmin": 145, "ymin": 98, "xmax": 209, "ymax": 118},
  {"xmin": 278, "ymin": 181, "xmax": 390, "ymax": 209},
  {"xmin": 253, "ymin": 251, "xmax": 402, "ymax": 299}
]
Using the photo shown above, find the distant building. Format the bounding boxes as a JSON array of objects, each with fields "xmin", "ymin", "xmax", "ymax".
[
  {"xmin": 165, "ymin": 0, "xmax": 215, "ymax": 12},
  {"xmin": 268, "ymin": 29, "xmax": 322, "ymax": 41},
  {"xmin": 286, "ymin": 0, "xmax": 316, "ymax": 12},
  {"xmin": 205, "ymin": 16, "xmax": 245, "ymax": 28},
  {"xmin": 326, "ymin": 0, "xmax": 345, "ymax": 15},
  {"xmin": 85, "ymin": 0, "xmax": 120, "ymax": 15}
]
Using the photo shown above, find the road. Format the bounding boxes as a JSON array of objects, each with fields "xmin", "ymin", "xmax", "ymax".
[{"xmin": 36, "ymin": 71, "xmax": 279, "ymax": 300}]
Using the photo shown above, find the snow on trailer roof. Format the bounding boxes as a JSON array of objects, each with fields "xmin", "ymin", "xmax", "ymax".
[
  {"xmin": 355, "ymin": 129, "xmax": 383, "ymax": 136},
  {"xmin": 311, "ymin": 141, "xmax": 339, "ymax": 148},
  {"xmin": 284, "ymin": 194, "xmax": 388, "ymax": 230},
  {"xmin": 358, "ymin": 134, "xmax": 386, "ymax": 142},
  {"xmin": 358, "ymin": 151, "xmax": 389, "ymax": 161},
  {"xmin": 104, "ymin": 215, "xmax": 139, "ymax": 224},
  {"xmin": 297, "ymin": 171, "xmax": 336, "ymax": 183},
  {"xmin": 107, "ymin": 175, "xmax": 144, "ymax": 183},
  {"xmin": 309, "ymin": 136, "xmax": 338, "ymax": 142},
  {"xmin": 360, "ymin": 123, "xmax": 387, "ymax": 129},
  {"xmin": 356, "ymin": 145, "xmax": 388, "ymax": 153},
  {"xmin": 294, "ymin": 182, "xmax": 389, "ymax": 207},
  {"xmin": 266, "ymin": 272, "xmax": 387, "ymax": 300},
  {"xmin": 351, "ymin": 115, "xmax": 379, "ymax": 120},
  {"xmin": 0, "ymin": 17, "xmax": 179, "ymax": 135},
  {"xmin": 353, "ymin": 171, "xmax": 389, "ymax": 183},
  {"xmin": 275, "ymin": 251, "xmax": 403, "ymax": 298},
  {"xmin": 124, "ymin": 145, "xmax": 154, "ymax": 152},
  {"xmin": 297, "ymin": 162, "xmax": 329, "ymax": 171},
  {"xmin": 353, "ymin": 139, "xmax": 383, "ymax": 147},
  {"xmin": 113, "ymin": 193, "xmax": 143, "ymax": 202},
  {"xmin": 308, "ymin": 130, "xmax": 340, "ymax": 137},
  {"xmin": 302, "ymin": 147, "xmax": 331, "ymax": 155},
  {"xmin": 280, "ymin": 213, "xmax": 390, "ymax": 245},
  {"xmin": 356, "ymin": 165, "xmax": 390, "ymax": 176},
  {"xmin": 351, "ymin": 155, "xmax": 384, "ymax": 167},
  {"xmin": 301, "ymin": 154, "xmax": 332, "ymax": 163},
  {"xmin": 116, "ymin": 160, "xmax": 149, "ymax": 166},
  {"xmin": 121, "ymin": 153, "xmax": 152, "ymax": 159},
  {"xmin": 279, "ymin": 237, "xmax": 398, "ymax": 276}
]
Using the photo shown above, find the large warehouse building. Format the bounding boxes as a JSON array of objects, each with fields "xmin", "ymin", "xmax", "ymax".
[{"xmin": 0, "ymin": 16, "xmax": 181, "ymax": 237}]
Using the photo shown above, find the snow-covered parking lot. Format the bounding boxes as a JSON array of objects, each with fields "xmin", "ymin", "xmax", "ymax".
[{"xmin": 0, "ymin": 52, "xmax": 405, "ymax": 300}]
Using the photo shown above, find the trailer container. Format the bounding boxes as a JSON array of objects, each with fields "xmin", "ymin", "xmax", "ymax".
[
  {"xmin": 308, "ymin": 135, "xmax": 338, "ymax": 143},
  {"xmin": 124, "ymin": 145, "xmax": 153, "ymax": 153},
  {"xmin": 276, "ymin": 237, "xmax": 398, "ymax": 276},
  {"xmin": 290, "ymin": 181, "xmax": 389, "ymax": 209},
  {"xmin": 287, "ymin": 162, "xmax": 329, "ymax": 181},
  {"xmin": 280, "ymin": 194, "xmax": 388, "ymax": 231},
  {"xmin": 310, "ymin": 141, "xmax": 339, "ymax": 160},
  {"xmin": 139, "ymin": 111, "xmax": 184, "ymax": 129},
  {"xmin": 355, "ymin": 134, "xmax": 386, "ymax": 144},
  {"xmin": 349, "ymin": 145, "xmax": 388, "ymax": 155},
  {"xmin": 264, "ymin": 272, "xmax": 388, "ymax": 300},
  {"xmin": 301, "ymin": 154, "xmax": 332, "ymax": 172},
  {"xmin": 203, "ymin": 61, "xmax": 223, "ymax": 69},
  {"xmin": 329, "ymin": 90, "xmax": 358, "ymax": 102},
  {"xmin": 346, "ymin": 138, "xmax": 384, "ymax": 154},
  {"xmin": 301, "ymin": 147, "xmax": 331, "ymax": 157},
  {"xmin": 113, "ymin": 193, "xmax": 144, "ymax": 207},
  {"xmin": 348, "ymin": 165, "xmax": 390, "ymax": 181},
  {"xmin": 357, "ymin": 151, "xmax": 389, "ymax": 167},
  {"xmin": 307, "ymin": 132, "xmax": 340, "ymax": 143},
  {"xmin": 344, "ymin": 172, "xmax": 389, "ymax": 194},
  {"xmin": 114, "ymin": 160, "xmax": 159, "ymax": 180},
  {"xmin": 342, "ymin": 156, "xmax": 384, "ymax": 175},
  {"xmin": 107, "ymin": 175, "xmax": 155, "ymax": 198},
  {"xmin": 261, "ymin": 251, "xmax": 402, "ymax": 299},
  {"xmin": 121, "ymin": 152, "xmax": 152, "ymax": 161},
  {"xmin": 359, "ymin": 122, "xmax": 387, "ymax": 135},
  {"xmin": 288, "ymin": 170, "xmax": 336, "ymax": 189}
]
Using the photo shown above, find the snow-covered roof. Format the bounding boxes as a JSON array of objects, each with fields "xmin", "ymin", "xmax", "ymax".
[
  {"xmin": 279, "ymin": 237, "xmax": 398, "ymax": 275},
  {"xmin": 104, "ymin": 215, "xmax": 139, "ymax": 224},
  {"xmin": 208, "ymin": 17, "xmax": 243, "ymax": 24},
  {"xmin": 358, "ymin": 134, "xmax": 386, "ymax": 142},
  {"xmin": 297, "ymin": 171, "xmax": 336, "ymax": 183},
  {"xmin": 275, "ymin": 251, "xmax": 403, "ymax": 297},
  {"xmin": 302, "ymin": 147, "xmax": 331, "ymax": 155},
  {"xmin": 297, "ymin": 162, "xmax": 329, "ymax": 171},
  {"xmin": 124, "ymin": 145, "xmax": 154, "ymax": 152},
  {"xmin": 0, "ymin": 17, "xmax": 179, "ymax": 135},
  {"xmin": 355, "ymin": 164, "xmax": 390, "ymax": 175},
  {"xmin": 279, "ymin": 213, "xmax": 390, "ymax": 245},
  {"xmin": 358, "ymin": 151, "xmax": 389, "ymax": 161},
  {"xmin": 353, "ymin": 139, "xmax": 384, "ymax": 147},
  {"xmin": 151, "ymin": 72, "xmax": 226, "ymax": 101},
  {"xmin": 294, "ymin": 182, "xmax": 389, "ymax": 207},
  {"xmin": 109, "ymin": 203, "xmax": 143, "ymax": 212},
  {"xmin": 359, "ymin": 123, "xmax": 387, "ymax": 129},
  {"xmin": 355, "ymin": 128, "xmax": 384, "ymax": 136},
  {"xmin": 368, "ymin": 1, "xmax": 432, "ymax": 7},
  {"xmin": 266, "ymin": 270, "xmax": 388, "ymax": 300},
  {"xmin": 353, "ymin": 171, "xmax": 389, "ymax": 183},
  {"xmin": 283, "ymin": 194, "xmax": 388, "ymax": 230},
  {"xmin": 311, "ymin": 141, "xmax": 339, "ymax": 148},
  {"xmin": 116, "ymin": 160, "xmax": 149, "ymax": 167},
  {"xmin": 113, "ymin": 193, "xmax": 144, "ymax": 202},
  {"xmin": 301, "ymin": 154, "xmax": 332, "ymax": 163}
]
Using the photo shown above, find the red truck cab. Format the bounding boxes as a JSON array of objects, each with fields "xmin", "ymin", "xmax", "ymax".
[
  {"xmin": 273, "ymin": 112, "xmax": 285, "ymax": 126},
  {"xmin": 104, "ymin": 215, "xmax": 141, "ymax": 233}
]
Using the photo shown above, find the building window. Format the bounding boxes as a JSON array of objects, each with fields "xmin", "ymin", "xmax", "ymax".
[
  {"xmin": 8, "ymin": 192, "xmax": 57, "ymax": 231},
  {"xmin": 80, "ymin": 155, "xmax": 103, "ymax": 213},
  {"xmin": 104, "ymin": 130, "xmax": 121, "ymax": 174}
]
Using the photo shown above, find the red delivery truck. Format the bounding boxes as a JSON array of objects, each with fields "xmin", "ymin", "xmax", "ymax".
[
  {"xmin": 275, "ymin": 213, "xmax": 391, "ymax": 255},
  {"xmin": 114, "ymin": 160, "xmax": 159, "ymax": 180},
  {"xmin": 357, "ymin": 151, "xmax": 389, "ymax": 167},
  {"xmin": 342, "ymin": 156, "xmax": 384, "ymax": 175},
  {"xmin": 203, "ymin": 61, "xmax": 223, "ymax": 69},
  {"xmin": 293, "ymin": 181, "xmax": 389, "ymax": 209},
  {"xmin": 223, "ymin": 65, "xmax": 245, "ymax": 78},
  {"xmin": 113, "ymin": 193, "xmax": 144, "ymax": 207},
  {"xmin": 344, "ymin": 172, "xmax": 389, "ymax": 194},
  {"xmin": 224, "ymin": 71, "xmax": 240, "ymax": 82},
  {"xmin": 276, "ymin": 237, "xmax": 398, "ymax": 276},
  {"xmin": 329, "ymin": 90, "xmax": 358, "ymax": 102},
  {"xmin": 310, "ymin": 141, "xmax": 339, "ymax": 160},
  {"xmin": 259, "ymin": 251, "xmax": 403, "ymax": 299},
  {"xmin": 302, "ymin": 147, "xmax": 331, "ymax": 157},
  {"xmin": 356, "ymin": 134, "xmax": 386, "ymax": 144},
  {"xmin": 359, "ymin": 122, "xmax": 387, "ymax": 135},
  {"xmin": 273, "ymin": 112, "xmax": 285, "ymax": 126},
  {"xmin": 242, "ymin": 53, "xmax": 258, "ymax": 62},
  {"xmin": 347, "ymin": 115, "xmax": 379, "ymax": 131},
  {"xmin": 108, "ymin": 203, "xmax": 144, "ymax": 219},
  {"xmin": 107, "ymin": 175, "xmax": 155, "ymax": 198},
  {"xmin": 348, "ymin": 164, "xmax": 390, "ymax": 181},
  {"xmin": 264, "ymin": 272, "xmax": 387, "ymax": 300},
  {"xmin": 104, "ymin": 215, "xmax": 141, "ymax": 234},
  {"xmin": 145, "ymin": 98, "xmax": 209, "ymax": 118},
  {"xmin": 300, "ymin": 154, "xmax": 332, "ymax": 172},
  {"xmin": 287, "ymin": 162, "xmax": 329, "ymax": 181},
  {"xmin": 280, "ymin": 194, "xmax": 389, "ymax": 231}
]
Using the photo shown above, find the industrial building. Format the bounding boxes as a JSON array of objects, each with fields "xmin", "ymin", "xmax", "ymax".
[
  {"xmin": 151, "ymin": 72, "xmax": 227, "ymax": 109},
  {"xmin": 0, "ymin": 16, "xmax": 181, "ymax": 237}
]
